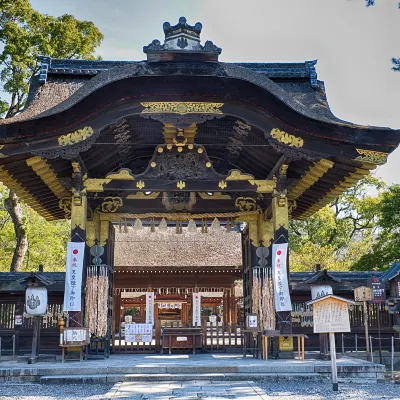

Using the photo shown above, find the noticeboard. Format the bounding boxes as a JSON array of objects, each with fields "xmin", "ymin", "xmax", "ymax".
[
  {"xmin": 367, "ymin": 277, "xmax": 386, "ymax": 303},
  {"xmin": 354, "ymin": 286, "xmax": 373, "ymax": 302},
  {"xmin": 312, "ymin": 298, "xmax": 351, "ymax": 333}
]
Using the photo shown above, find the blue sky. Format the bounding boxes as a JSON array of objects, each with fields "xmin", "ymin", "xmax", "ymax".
[{"xmin": 27, "ymin": 0, "xmax": 400, "ymax": 184}]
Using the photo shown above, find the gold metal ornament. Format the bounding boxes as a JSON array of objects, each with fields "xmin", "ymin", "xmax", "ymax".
[
  {"xmin": 58, "ymin": 126, "xmax": 93, "ymax": 146},
  {"xmin": 270, "ymin": 128, "xmax": 304, "ymax": 148},
  {"xmin": 355, "ymin": 148, "xmax": 388, "ymax": 165},
  {"xmin": 106, "ymin": 169, "xmax": 135, "ymax": 180},
  {"xmin": 101, "ymin": 197, "xmax": 123, "ymax": 213},
  {"xmin": 136, "ymin": 181, "xmax": 145, "ymax": 189},
  {"xmin": 226, "ymin": 170, "xmax": 254, "ymax": 180},
  {"xmin": 141, "ymin": 102, "xmax": 224, "ymax": 115},
  {"xmin": 177, "ymin": 181, "xmax": 186, "ymax": 189},
  {"xmin": 235, "ymin": 197, "xmax": 259, "ymax": 212},
  {"xmin": 218, "ymin": 181, "xmax": 227, "ymax": 189}
]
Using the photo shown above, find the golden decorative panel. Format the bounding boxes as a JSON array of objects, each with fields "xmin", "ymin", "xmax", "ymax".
[
  {"xmin": 226, "ymin": 170, "xmax": 255, "ymax": 181},
  {"xmin": 355, "ymin": 149, "xmax": 388, "ymax": 165},
  {"xmin": 101, "ymin": 197, "xmax": 123, "ymax": 213},
  {"xmin": 235, "ymin": 197, "xmax": 259, "ymax": 212},
  {"xmin": 84, "ymin": 178, "xmax": 111, "ymax": 192},
  {"xmin": 249, "ymin": 180, "xmax": 276, "ymax": 193},
  {"xmin": 71, "ymin": 194, "xmax": 87, "ymax": 230},
  {"xmin": 26, "ymin": 156, "xmax": 70, "ymax": 199},
  {"xmin": 270, "ymin": 128, "xmax": 304, "ymax": 148},
  {"xmin": 106, "ymin": 169, "xmax": 135, "ymax": 180},
  {"xmin": 141, "ymin": 102, "xmax": 223, "ymax": 115},
  {"xmin": 58, "ymin": 126, "xmax": 93, "ymax": 146},
  {"xmin": 288, "ymin": 159, "xmax": 334, "ymax": 200}
]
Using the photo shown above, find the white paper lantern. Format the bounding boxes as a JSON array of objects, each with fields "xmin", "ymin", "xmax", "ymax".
[{"xmin": 25, "ymin": 286, "xmax": 48, "ymax": 316}]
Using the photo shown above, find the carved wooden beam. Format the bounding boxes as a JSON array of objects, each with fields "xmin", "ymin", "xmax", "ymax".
[{"xmin": 288, "ymin": 159, "xmax": 334, "ymax": 200}]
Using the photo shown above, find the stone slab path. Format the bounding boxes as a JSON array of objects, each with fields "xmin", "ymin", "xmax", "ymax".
[{"xmin": 105, "ymin": 380, "xmax": 268, "ymax": 399}]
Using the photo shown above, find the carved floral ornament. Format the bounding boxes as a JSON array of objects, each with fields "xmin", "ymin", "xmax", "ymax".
[
  {"xmin": 101, "ymin": 197, "xmax": 123, "ymax": 213},
  {"xmin": 270, "ymin": 128, "xmax": 304, "ymax": 148},
  {"xmin": 355, "ymin": 148, "xmax": 388, "ymax": 165},
  {"xmin": 141, "ymin": 102, "xmax": 224, "ymax": 115},
  {"xmin": 58, "ymin": 126, "xmax": 94, "ymax": 146}
]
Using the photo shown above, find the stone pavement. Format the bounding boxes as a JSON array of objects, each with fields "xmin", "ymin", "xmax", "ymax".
[{"xmin": 105, "ymin": 380, "xmax": 268, "ymax": 399}]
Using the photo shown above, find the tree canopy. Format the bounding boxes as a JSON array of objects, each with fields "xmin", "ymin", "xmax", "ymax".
[
  {"xmin": 0, "ymin": 0, "xmax": 104, "ymax": 117},
  {"xmin": 289, "ymin": 176, "xmax": 387, "ymax": 272},
  {"xmin": 0, "ymin": 183, "xmax": 70, "ymax": 272},
  {"xmin": 352, "ymin": 184, "xmax": 400, "ymax": 270}
]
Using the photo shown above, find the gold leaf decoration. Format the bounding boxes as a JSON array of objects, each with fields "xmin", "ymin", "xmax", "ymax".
[
  {"xmin": 355, "ymin": 149, "xmax": 388, "ymax": 165},
  {"xmin": 218, "ymin": 181, "xmax": 227, "ymax": 189},
  {"xmin": 141, "ymin": 102, "xmax": 223, "ymax": 115},
  {"xmin": 106, "ymin": 169, "xmax": 135, "ymax": 180},
  {"xmin": 226, "ymin": 170, "xmax": 254, "ymax": 181},
  {"xmin": 270, "ymin": 128, "xmax": 304, "ymax": 148},
  {"xmin": 58, "ymin": 126, "xmax": 93, "ymax": 146},
  {"xmin": 177, "ymin": 180, "xmax": 186, "ymax": 189},
  {"xmin": 235, "ymin": 197, "xmax": 258, "ymax": 212},
  {"xmin": 136, "ymin": 181, "xmax": 145, "ymax": 189},
  {"xmin": 101, "ymin": 197, "xmax": 123, "ymax": 213}
]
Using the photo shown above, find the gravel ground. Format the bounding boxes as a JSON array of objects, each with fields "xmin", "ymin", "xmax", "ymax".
[
  {"xmin": 0, "ymin": 383, "xmax": 113, "ymax": 400},
  {"xmin": 0, "ymin": 381, "xmax": 399, "ymax": 399},
  {"xmin": 259, "ymin": 382, "xmax": 400, "ymax": 400}
]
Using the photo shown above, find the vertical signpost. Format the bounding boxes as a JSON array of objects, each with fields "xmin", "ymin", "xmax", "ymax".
[
  {"xmin": 307, "ymin": 295, "xmax": 354, "ymax": 392},
  {"xmin": 367, "ymin": 277, "xmax": 386, "ymax": 365},
  {"xmin": 354, "ymin": 286, "xmax": 373, "ymax": 361}
]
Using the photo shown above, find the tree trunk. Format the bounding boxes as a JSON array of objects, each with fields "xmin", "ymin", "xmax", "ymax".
[{"xmin": 4, "ymin": 190, "xmax": 28, "ymax": 272}]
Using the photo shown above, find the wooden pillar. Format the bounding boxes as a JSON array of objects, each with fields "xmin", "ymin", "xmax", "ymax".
[
  {"xmin": 223, "ymin": 289, "xmax": 228, "ymax": 325},
  {"xmin": 70, "ymin": 191, "xmax": 87, "ymax": 327},
  {"xmin": 230, "ymin": 287, "xmax": 237, "ymax": 325},
  {"xmin": 271, "ymin": 188, "xmax": 292, "ymax": 335}
]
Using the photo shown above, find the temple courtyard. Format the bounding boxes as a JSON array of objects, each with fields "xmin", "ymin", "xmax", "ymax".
[
  {"xmin": 0, "ymin": 380, "xmax": 400, "ymax": 399},
  {"xmin": 1, "ymin": 354, "xmax": 398, "ymax": 399}
]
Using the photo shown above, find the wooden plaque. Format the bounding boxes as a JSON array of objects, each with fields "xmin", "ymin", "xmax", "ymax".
[
  {"xmin": 354, "ymin": 286, "xmax": 372, "ymax": 302},
  {"xmin": 312, "ymin": 298, "xmax": 351, "ymax": 333}
]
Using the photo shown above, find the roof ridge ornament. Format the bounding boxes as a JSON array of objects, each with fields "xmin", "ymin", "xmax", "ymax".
[{"xmin": 143, "ymin": 17, "xmax": 222, "ymax": 62}]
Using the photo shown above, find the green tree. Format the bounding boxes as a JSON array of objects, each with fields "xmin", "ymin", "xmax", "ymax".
[
  {"xmin": 0, "ymin": 0, "xmax": 104, "ymax": 117},
  {"xmin": 290, "ymin": 176, "xmax": 385, "ymax": 271},
  {"xmin": 0, "ymin": 183, "xmax": 70, "ymax": 272},
  {"xmin": 0, "ymin": 0, "xmax": 103, "ymax": 271},
  {"xmin": 353, "ymin": 184, "xmax": 400, "ymax": 270}
]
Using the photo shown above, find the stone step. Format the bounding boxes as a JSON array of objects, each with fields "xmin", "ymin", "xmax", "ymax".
[{"xmin": 40, "ymin": 372, "xmax": 327, "ymax": 384}]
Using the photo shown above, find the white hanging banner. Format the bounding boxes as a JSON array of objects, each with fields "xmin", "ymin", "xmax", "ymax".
[
  {"xmin": 192, "ymin": 293, "xmax": 201, "ymax": 326},
  {"xmin": 145, "ymin": 292, "xmax": 154, "ymax": 325},
  {"xmin": 272, "ymin": 243, "xmax": 292, "ymax": 312},
  {"xmin": 63, "ymin": 242, "xmax": 85, "ymax": 311}
]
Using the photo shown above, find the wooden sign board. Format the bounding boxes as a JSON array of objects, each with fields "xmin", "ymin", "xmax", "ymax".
[
  {"xmin": 60, "ymin": 327, "xmax": 89, "ymax": 346},
  {"xmin": 354, "ymin": 286, "xmax": 373, "ymax": 302},
  {"xmin": 312, "ymin": 298, "xmax": 351, "ymax": 333},
  {"xmin": 367, "ymin": 277, "xmax": 386, "ymax": 303}
]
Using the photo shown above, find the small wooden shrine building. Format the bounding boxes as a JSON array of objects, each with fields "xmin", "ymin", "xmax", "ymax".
[{"xmin": 0, "ymin": 17, "xmax": 399, "ymax": 354}]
